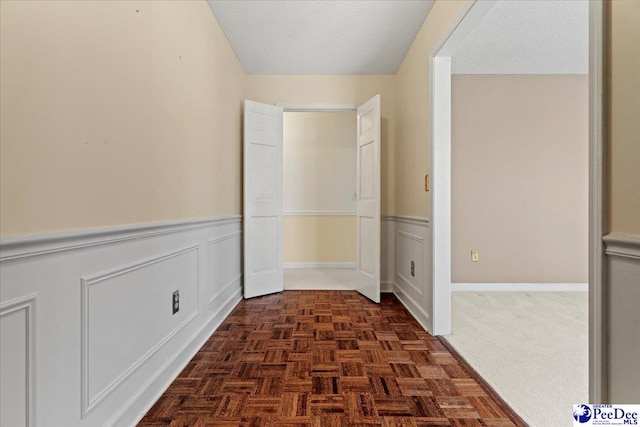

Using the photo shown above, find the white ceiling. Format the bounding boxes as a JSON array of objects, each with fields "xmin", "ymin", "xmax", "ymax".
[
  {"xmin": 452, "ymin": 0, "xmax": 589, "ymax": 74},
  {"xmin": 208, "ymin": 0, "xmax": 588, "ymax": 76},
  {"xmin": 207, "ymin": 1, "xmax": 435, "ymax": 75}
]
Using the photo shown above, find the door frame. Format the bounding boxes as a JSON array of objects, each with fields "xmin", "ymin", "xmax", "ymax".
[
  {"xmin": 277, "ymin": 104, "xmax": 357, "ymax": 112},
  {"xmin": 428, "ymin": 0, "xmax": 606, "ymax": 403},
  {"xmin": 276, "ymin": 102, "xmax": 361, "ymax": 283}
]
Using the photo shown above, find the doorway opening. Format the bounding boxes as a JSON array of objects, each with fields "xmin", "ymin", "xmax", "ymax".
[
  {"xmin": 429, "ymin": 0, "xmax": 605, "ymax": 422},
  {"xmin": 243, "ymin": 97, "xmax": 382, "ymax": 303},
  {"xmin": 281, "ymin": 109, "xmax": 358, "ymax": 291}
]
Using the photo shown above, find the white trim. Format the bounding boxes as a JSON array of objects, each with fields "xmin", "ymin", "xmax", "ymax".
[
  {"xmin": 588, "ymin": 0, "xmax": 606, "ymax": 403},
  {"xmin": 396, "ymin": 275, "xmax": 424, "ymax": 297},
  {"xmin": 80, "ymin": 245, "xmax": 200, "ymax": 418},
  {"xmin": 283, "ymin": 211, "xmax": 356, "ymax": 216},
  {"xmin": 429, "ymin": 0, "xmax": 498, "ymax": 338},
  {"xmin": 430, "ymin": 55, "xmax": 452, "ymax": 336},
  {"xmin": 0, "ymin": 293, "xmax": 37, "ymax": 427},
  {"xmin": 284, "ymin": 262, "xmax": 356, "ymax": 270},
  {"xmin": 396, "ymin": 231, "xmax": 424, "ymax": 243},
  {"xmin": 390, "ymin": 215, "xmax": 430, "ymax": 226},
  {"xmin": 284, "ymin": 284, "xmax": 356, "ymax": 291},
  {"xmin": 207, "ymin": 231, "xmax": 242, "ymax": 246},
  {"xmin": 603, "ymin": 233, "xmax": 640, "ymax": 260},
  {"xmin": 0, "ymin": 215, "xmax": 241, "ymax": 263},
  {"xmin": 452, "ymin": 283, "xmax": 589, "ymax": 292},
  {"xmin": 380, "ymin": 281, "xmax": 394, "ymax": 293},
  {"xmin": 396, "ymin": 231, "xmax": 425, "ymax": 296},
  {"xmin": 207, "ymin": 231, "xmax": 243, "ymax": 304},
  {"xmin": 277, "ymin": 103, "xmax": 358, "ymax": 112},
  {"xmin": 393, "ymin": 286, "xmax": 430, "ymax": 333},
  {"xmin": 209, "ymin": 275, "xmax": 242, "ymax": 305}
]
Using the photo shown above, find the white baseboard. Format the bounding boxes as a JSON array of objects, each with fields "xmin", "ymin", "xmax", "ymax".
[
  {"xmin": 380, "ymin": 281, "xmax": 394, "ymax": 293},
  {"xmin": 452, "ymin": 282, "xmax": 589, "ymax": 292},
  {"xmin": 284, "ymin": 262, "xmax": 356, "ymax": 269},
  {"xmin": 393, "ymin": 285, "xmax": 431, "ymax": 334},
  {"xmin": 284, "ymin": 284, "xmax": 356, "ymax": 291}
]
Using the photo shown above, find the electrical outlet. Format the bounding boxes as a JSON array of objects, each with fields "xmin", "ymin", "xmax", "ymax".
[
  {"xmin": 411, "ymin": 260, "xmax": 415, "ymax": 276},
  {"xmin": 471, "ymin": 250, "xmax": 479, "ymax": 262},
  {"xmin": 172, "ymin": 290, "xmax": 179, "ymax": 315}
]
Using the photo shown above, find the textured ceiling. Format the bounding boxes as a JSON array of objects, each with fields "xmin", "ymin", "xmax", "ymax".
[
  {"xmin": 207, "ymin": 1, "xmax": 435, "ymax": 75},
  {"xmin": 452, "ymin": 0, "xmax": 589, "ymax": 74}
]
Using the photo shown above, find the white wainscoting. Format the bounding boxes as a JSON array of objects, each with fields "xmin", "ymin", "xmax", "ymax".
[
  {"xmin": 0, "ymin": 293, "xmax": 36, "ymax": 427},
  {"xmin": 381, "ymin": 216, "xmax": 431, "ymax": 332},
  {"xmin": 208, "ymin": 232, "xmax": 242, "ymax": 304},
  {"xmin": 380, "ymin": 217, "xmax": 395, "ymax": 293},
  {"xmin": 0, "ymin": 216, "xmax": 242, "ymax": 427},
  {"xmin": 603, "ymin": 232, "xmax": 640, "ymax": 402}
]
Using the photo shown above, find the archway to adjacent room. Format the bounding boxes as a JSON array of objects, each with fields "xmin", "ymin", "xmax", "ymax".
[{"xmin": 429, "ymin": 0, "xmax": 605, "ymax": 407}]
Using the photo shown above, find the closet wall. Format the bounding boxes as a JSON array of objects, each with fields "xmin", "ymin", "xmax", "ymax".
[{"xmin": 283, "ymin": 111, "xmax": 357, "ymax": 265}]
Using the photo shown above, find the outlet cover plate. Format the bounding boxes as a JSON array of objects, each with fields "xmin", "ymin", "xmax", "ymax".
[{"xmin": 172, "ymin": 290, "xmax": 179, "ymax": 315}]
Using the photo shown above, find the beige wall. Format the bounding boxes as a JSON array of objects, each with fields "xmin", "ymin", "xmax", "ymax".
[
  {"xmin": 283, "ymin": 216, "xmax": 356, "ymax": 263},
  {"xmin": 394, "ymin": 1, "xmax": 467, "ymax": 218},
  {"xmin": 0, "ymin": 0, "xmax": 246, "ymax": 237},
  {"xmin": 609, "ymin": 0, "xmax": 640, "ymax": 235},
  {"xmin": 283, "ymin": 111, "xmax": 356, "ymax": 263},
  {"xmin": 245, "ymin": 75, "xmax": 396, "ymax": 215},
  {"xmin": 451, "ymin": 75, "xmax": 589, "ymax": 283},
  {"xmin": 283, "ymin": 111, "xmax": 356, "ymax": 213}
]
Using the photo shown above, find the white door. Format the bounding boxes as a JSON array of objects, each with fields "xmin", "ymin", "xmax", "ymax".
[
  {"xmin": 243, "ymin": 100, "xmax": 284, "ymax": 299},
  {"xmin": 356, "ymin": 95, "xmax": 381, "ymax": 303}
]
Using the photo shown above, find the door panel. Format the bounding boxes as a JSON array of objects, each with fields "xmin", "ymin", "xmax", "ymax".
[
  {"xmin": 244, "ymin": 100, "xmax": 284, "ymax": 299},
  {"xmin": 356, "ymin": 95, "xmax": 381, "ymax": 303}
]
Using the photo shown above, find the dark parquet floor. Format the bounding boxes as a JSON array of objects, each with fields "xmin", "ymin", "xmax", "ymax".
[{"xmin": 139, "ymin": 291, "xmax": 527, "ymax": 427}]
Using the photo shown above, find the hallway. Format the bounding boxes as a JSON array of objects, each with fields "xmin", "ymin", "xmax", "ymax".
[{"xmin": 139, "ymin": 291, "xmax": 525, "ymax": 426}]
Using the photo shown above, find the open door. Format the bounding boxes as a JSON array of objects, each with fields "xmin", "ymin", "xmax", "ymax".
[
  {"xmin": 243, "ymin": 100, "xmax": 284, "ymax": 299},
  {"xmin": 356, "ymin": 95, "xmax": 381, "ymax": 303}
]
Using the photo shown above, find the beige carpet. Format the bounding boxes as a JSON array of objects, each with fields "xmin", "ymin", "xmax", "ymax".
[{"xmin": 445, "ymin": 291, "xmax": 589, "ymax": 427}]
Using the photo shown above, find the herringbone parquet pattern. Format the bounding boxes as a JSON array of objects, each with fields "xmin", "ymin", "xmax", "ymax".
[{"xmin": 139, "ymin": 291, "xmax": 526, "ymax": 427}]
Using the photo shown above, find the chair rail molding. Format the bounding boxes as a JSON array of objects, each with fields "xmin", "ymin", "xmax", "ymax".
[
  {"xmin": 0, "ymin": 215, "xmax": 241, "ymax": 263},
  {"xmin": 603, "ymin": 233, "xmax": 640, "ymax": 260}
]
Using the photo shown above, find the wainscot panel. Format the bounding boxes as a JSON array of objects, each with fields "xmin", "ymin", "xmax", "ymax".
[
  {"xmin": 0, "ymin": 216, "xmax": 242, "ymax": 427},
  {"xmin": 208, "ymin": 231, "xmax": 242, "ymax": 304},
  {"xmin": 381, "ymin": 217, "xmax": 395, "ymax": 291},
  {"xmin": 0, "ymin": 293, "xmax": 36, "ymax": 427},
  {"xmin": 390, "ymin": 216, "xmax": 431, "ymax": 332}
]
